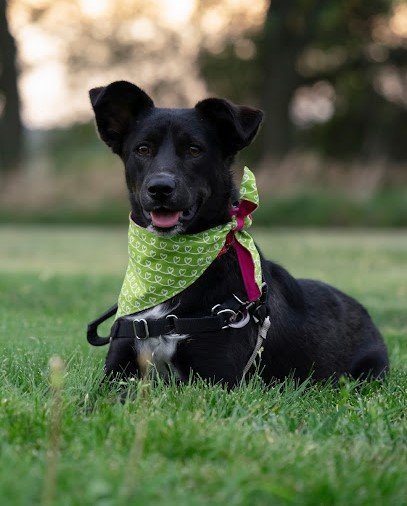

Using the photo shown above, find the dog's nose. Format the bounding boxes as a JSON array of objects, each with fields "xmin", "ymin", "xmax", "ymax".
[{"xmin": 147, "ymin": 174, "xmax": 176, "ymax": 200}]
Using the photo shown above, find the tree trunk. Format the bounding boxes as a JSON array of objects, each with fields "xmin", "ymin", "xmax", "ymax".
[
  {"xmin": 261, "ymin": 43, "xmax": 300, "ymax": 159},
  {"xmin": 260, "ymin": 0, "xmax": 323, "ymax": 160},
  {"xmin": 0, "ymin": 0, "xmax": 23, "ymax": 171}
]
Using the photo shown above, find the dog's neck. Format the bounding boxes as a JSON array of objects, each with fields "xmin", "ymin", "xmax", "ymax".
[{"xmin": 116, "ymin": 167, "xmax": 262, "ymax": 319}]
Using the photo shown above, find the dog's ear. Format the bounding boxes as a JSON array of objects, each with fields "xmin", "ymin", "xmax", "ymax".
[
  {"xmin": 195, "ymin": 98, "xmax": 263, "ymax": 155},
  {"xmin": 89, "ymin": 81, "xmax": 154, "ymax": 154}
]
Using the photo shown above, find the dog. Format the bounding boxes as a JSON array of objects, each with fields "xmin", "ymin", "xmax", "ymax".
[{"xmin": 89, "ymin": 80, "xmax": 389, "ymax": 387}]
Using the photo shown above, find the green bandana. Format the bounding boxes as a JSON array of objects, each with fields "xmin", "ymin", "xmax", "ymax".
[{"xmin": 117, "ymin": 167, "xmax": 262, "ymax": 318}]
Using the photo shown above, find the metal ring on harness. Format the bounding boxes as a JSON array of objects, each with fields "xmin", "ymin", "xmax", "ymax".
[
  {"xmin": 133, "ymin": 318, "xmax": 149, "ymax": 340},
  {"xmin": 228, "ymin": 310, "xmax": 250, "ymax": 329},
  {"xmin": 215, "ymin": 308, "xmax": 238, "ymax": 329}
]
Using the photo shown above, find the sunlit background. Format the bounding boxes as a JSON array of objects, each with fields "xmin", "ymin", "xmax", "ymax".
[
  {"xmin": 1, "ymin": 0, "xmax": 406, "ymax": 226},
  {"xmin": 12, "ymin": 0, "xmax": 266, "ymax": 128}
]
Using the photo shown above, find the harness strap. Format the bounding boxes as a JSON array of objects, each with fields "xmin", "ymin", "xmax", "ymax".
[
  {"xmin": 112, "ymin": 313, "xmax": 232, "ymax": 340},
  {"xmin": 87, "ymin": 284, "xmax": 267, "ymax": 345},
  {"xmin": 86, "ymin": 290, "xmax": 270, "ymax": 380}
]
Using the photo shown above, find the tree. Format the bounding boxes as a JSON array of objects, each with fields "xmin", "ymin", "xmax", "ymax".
[
  {"xmin": 199, "ymin": 0, "xmax": 407, "ymax": 162},
  {"xmin": 259, "ymin": 0, "xmax": 325, "ymax": 158},
  {"xmin": 0, "ymin": 0, "xmax": 22, "ymax": 171},
  {"xmin": 11, "ymin": 0, "xmax": 266, "ymax": 127}
]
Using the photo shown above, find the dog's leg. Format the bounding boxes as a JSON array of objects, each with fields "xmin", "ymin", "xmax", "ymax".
[
  {"xmin": 104, "ymin": 338, "xmax": 140, "ymax": 381},
  {"xmin": 349, "ymin": 344, "xmax": 389, "ymax": 380}
]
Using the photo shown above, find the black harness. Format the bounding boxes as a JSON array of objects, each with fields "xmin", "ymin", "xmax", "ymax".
[{"xmin": 87, "ymin": 285, "xmax": 269, "ymax": 347}]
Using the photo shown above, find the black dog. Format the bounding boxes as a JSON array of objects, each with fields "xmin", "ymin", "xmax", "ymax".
[{"xmin": 89, "ymin": 80, "xmax": 389, "ymax": 386}]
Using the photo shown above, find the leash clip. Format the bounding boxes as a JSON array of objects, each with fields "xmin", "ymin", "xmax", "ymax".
[
  {"xmin": 228, "ymin": 310, "xmax": 250, "ymax": 329},
  {"xmin": 212, "ymin": 306, "xmax": 250, "ymax": 330},
  {"xmin": 212, "ymin": 305, "xmax": 238, "ymax": 329},
  {"xmin": 216, "ymin": 308, "xmax": 238, "ymax": 329}
]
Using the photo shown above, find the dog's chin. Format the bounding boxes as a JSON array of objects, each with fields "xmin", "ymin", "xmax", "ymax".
[
  {"xmin": 142, "ymin": 203, "xmax": 199, "ymax": 236},
  {"xmin": 147, "ymin": 222, "xmax": 183, "ymax": 237}
]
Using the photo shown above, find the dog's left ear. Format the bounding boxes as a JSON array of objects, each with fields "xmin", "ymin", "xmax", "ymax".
[
  {"xmin": 195, "ymin": 98, "xmax": 264, "ymax": 155},
  {"xmin": 89, "ymin": 80, "xmax": 154, "ymax": 155}
]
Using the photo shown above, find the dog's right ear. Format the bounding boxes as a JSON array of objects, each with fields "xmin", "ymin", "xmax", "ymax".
[
  {"xmin": 89, "ymin": 81, "xmax": 154, "ymax": 154},
  {"xmin": 195, "ymin": 98, "xmax": 263, "ymax": 156}
]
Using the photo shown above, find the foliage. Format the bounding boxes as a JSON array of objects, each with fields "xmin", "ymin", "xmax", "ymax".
[
  {"xmin": 200, "ymin": 0, "xmax": 407, "ymax": 161},
  {"xmin": 4, "ymin": 0, "xmax": 406, "ymax": 168},
  {"xmin": 257, "ymin": 189, "xmax": 407, "ymax": 227},
  {"xmin": 0, "ymin": 226, "xmax": 406, "ymax": 504},
  {"xmin": 1, "ymin": 188, "xmax": 406, "ymax": 227},
  {"xmin": 10, "ymin": 0, "xmax": 266, "ymax": 113}
]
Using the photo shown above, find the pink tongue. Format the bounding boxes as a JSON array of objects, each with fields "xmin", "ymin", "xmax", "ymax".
[{"xmin": 150, "ymin": 210, "xmax": 181, "ymax": 228}]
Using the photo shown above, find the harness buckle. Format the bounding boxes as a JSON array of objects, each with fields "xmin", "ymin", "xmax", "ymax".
[{"xmin": 133, "ymin": 318, "xmax": 149, "ymax": 340}]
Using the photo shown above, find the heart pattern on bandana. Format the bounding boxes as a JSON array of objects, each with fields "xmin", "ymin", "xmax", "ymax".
[{"xmin": 116, "ymin": 167, "xmax": 262, "ymax": 318}]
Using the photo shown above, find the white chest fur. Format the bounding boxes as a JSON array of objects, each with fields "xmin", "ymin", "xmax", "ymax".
[{"xmin": 134, "ymin": 304, "xmax": 188, "ymax": 378}]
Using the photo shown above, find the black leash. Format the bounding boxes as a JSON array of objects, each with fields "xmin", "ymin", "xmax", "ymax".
[
  {"xmin": 87, "ymin": 304, "xmax": 118, "ymax": 346},
  {"xmin": 87, "ymin": 285, "xmax": 268, "ymax": 346}
]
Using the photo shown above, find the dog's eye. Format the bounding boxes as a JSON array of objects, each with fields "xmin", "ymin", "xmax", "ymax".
[
  {"xmin": 136, "ymin": 145, "xmax": 151, "ymax": 156},
  {"xmin": 189, "ymin": 146, "xmax": 202, "ymax": 157}
]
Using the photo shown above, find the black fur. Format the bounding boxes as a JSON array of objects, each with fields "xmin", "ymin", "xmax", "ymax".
[{"xmin": 89, "ymin": 80, "xmax": 389, "ymax": 387}]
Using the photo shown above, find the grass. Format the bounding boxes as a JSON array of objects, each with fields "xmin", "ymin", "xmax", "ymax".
[{"xmin": 0, "ymin": 225, "xmax": 406, "ymax": 505}]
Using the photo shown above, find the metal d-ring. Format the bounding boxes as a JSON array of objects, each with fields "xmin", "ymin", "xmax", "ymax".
[
  {"xmin": 228, "ymin": 310, "xmax": 250, "ymax": 329},
  {"xmin": 166, "ymin": 314, "xmax": 178, "ymax": 330},
  {"xmin": 215, "ymin": 308, "xmax": 237, "ymax": 329},
  {"xmin": 133, "ymin": 318, "xmax": 149, "ymax": 339}
]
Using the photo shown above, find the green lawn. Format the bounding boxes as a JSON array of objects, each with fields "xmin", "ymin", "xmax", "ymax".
[{"xmin": 0, "ymin": 225, "xmax": 406, "ymax": 505}]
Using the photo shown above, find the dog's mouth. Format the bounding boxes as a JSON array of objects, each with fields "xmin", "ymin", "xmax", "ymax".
[
  {"xmin": 151, "ymin": 210, "xmax": 181, "ymax": 228},
  {"xmin": 143, "ymin": 204, "xmax": 198, "ymax": 232}
]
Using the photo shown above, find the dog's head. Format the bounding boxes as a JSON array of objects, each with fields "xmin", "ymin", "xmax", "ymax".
[{"xmin": 89, "ymin": 81, "xmax": 263, "ymax": 234}]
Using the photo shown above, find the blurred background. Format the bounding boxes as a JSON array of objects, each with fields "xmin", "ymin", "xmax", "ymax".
[{"xmin": 0, "ymin": 0, "xmax": 406, "ymax": 227}]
